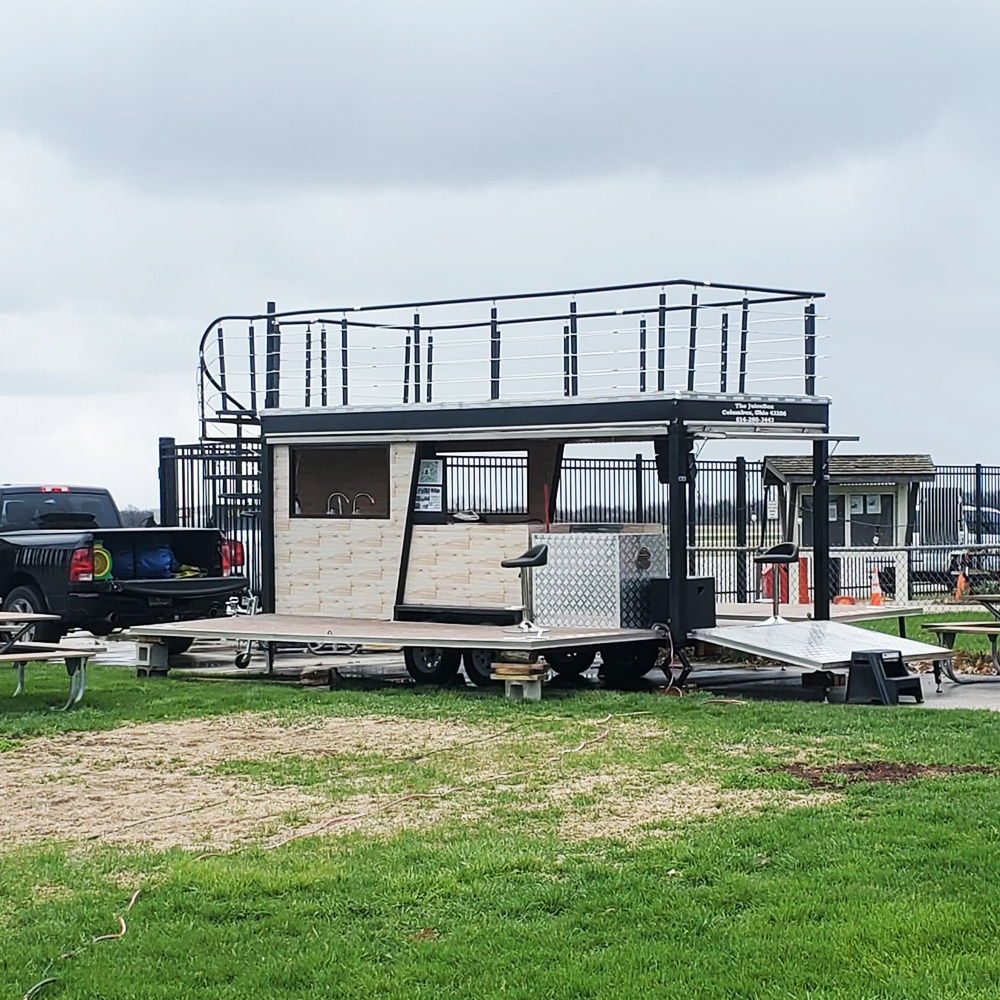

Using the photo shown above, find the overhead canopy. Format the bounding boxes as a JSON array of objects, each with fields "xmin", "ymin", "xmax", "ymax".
[{"xmin": 763, "ymin": 454, "xmax": 936, "ymax": 487}]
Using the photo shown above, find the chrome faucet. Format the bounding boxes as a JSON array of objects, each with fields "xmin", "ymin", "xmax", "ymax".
[
  {"xmin": 326, "ymin": 492, "xmax": 350, "ymax": 516},
  {"xmin": 352, "ymin": 492, "xmax": 375, "ymax": 515}
]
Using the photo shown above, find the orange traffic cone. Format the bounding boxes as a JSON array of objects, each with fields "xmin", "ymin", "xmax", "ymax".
[
  {"xmin": 869, "ymin": 567, "xmax": 884, "ymax": 607},
  {"xmin": 955, "ymin": 571, "xmax": 968, "ymax": 600}
]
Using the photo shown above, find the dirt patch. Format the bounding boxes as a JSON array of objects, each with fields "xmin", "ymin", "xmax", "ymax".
[
  {"xmin": 0, "ymin": 713, "xmax": 492, "ymax": 851},
  {"xmin": 775, "ymin": 761, "xmax": 994, "ymax": 788},
  {"xmin": 547, "ymin": 767, "xmax": 838, "ymax": 843}
]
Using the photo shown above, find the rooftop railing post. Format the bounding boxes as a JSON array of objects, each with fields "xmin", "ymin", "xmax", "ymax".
[
  {"xmin": 264, "ymin": 301, "xmax": 279, "ymax": 409},
  {"xmin": 720, "ymin": 313, "xmax": 729, "ymax": 393},
  {"xmin": 686, "ymin": 291, "xmax": 699, "ymax": 392},
  {"xmin": 216, "ymin": 326, "xmax": 228, "ymax": 411},
  {"xmin": 340, "ymin": 317, "xmax": 349, "ymax": 406},
  {"xmin": 247, "ymin": 322, "xmax": 258, "ymax": 413},
  {"xmin": 739, "ymin": 296, "xmax": 749, "ymax": 393},
  {"xmin": 563, "ymin": 325, "xmax": 571, "ymax": 397},
  {"xmin": 490, "ymin": 304, "xmax": 500, "ymax": 400},
  {"xmin": 569, "ymin": 300, "xmax": 579, "ymax": 396},
  {"xmin": 413, "ymin": 312, "xmax": 422, "ymax": 403},
  {"xmin": 804, "ymin": 301, "xmax": 816, "ymax": 395},
  {"xmin": 304, "ymin": 323, "xmax": 312, "ymax": 407},
  {"xmin": 403, "ymin": 335, "xmax": 412, "ymax": 404},
  {"xmin": 657, "ymin": 291, "xmax": 666, "ymax": 391},
  {"xmin": 427, "ymin": 333, "xmax": 434, "ymax": 403},
  {"xmin": 320, "ymin": 323, "xmax": 328, "ymax": 406},
  {"xmin": 639, "ymin": 317, "xmax": 647, "ymax": 392}
]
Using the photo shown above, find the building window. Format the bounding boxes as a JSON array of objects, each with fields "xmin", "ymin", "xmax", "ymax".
[{"xmin": 291, "ymin": 447, "xmax": 390, "ymax": 518}]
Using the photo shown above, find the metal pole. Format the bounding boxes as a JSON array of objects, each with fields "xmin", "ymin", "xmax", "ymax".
[
  {"xmin": 304, "ymin": 323, "xmax": 312, "ymax": 407},
  {"xmin": 667, "ymin": 421, "xmax": 691, "ymax": 647},
  {"xmin": 320, "ymin": 323, "xmax": 328, "ymax": 406},
  {"xmin": 264, "ymin": 301, "xmax": 279, "ymax": 409},
  {"xmin": 976, "ymin": 463, "xmax": 984, "ymax": 543},
  {"xmin": 735, "ymin": 456, "xmax": 748, "ymax": 603},
  {"xmin": 563, "ymin": 325, "xmax": 571, "ymax": 397},
  {"xmin": 216, "ymin": 326, "xmax": 228, "ymax": 411},
  {"xmin": 687, "ymin": 448, "xmax": 697, "ymax": 575},
  {"xmin": 639, "ymin": 318, "xmax": 647, "ymax": 392},
  {"xmin": 635, "ymin": 453, "xmax": 644, "ymax": 523},
  {"xmin": 413, "ymin": 312, "xmax": 421, "ymax": 403},
  {"xmin": 720, "ymin": 313, "xmax": 728, "ymax": 393},
  {"xmin": 341, "ymin": 317, "xmax": 349, "ymax": 406},
  {"xmin": 490, "ymin": 305, "xmax": 500, "ymax": 400},
  {"xmin": 657, "ymin": 291, "xmax": 666, "ymax": 391},
  {"xmin": 248, "ymin": 322, "xmax": 258, "ymax": 413},
  {"xmin": 427, "ymin": 334, "xmax": 434, "ymax": 403},
  {"xmin": 158, "ymin": 437, "xmax": 179, "ymax": 527},
  {"xmin": 686, "ymin": 291, "xmax": 698, "ymax": 392},
  {"xmin": 739, "ymin": 297, "xmax": 749, "ymax": 393},
  {"xmin": 804, "ymin": 302, "xmax": 816, "ymax": 395},
  {"xmin": 569, "ymin": 300, "xmax": 579, "ymax": 396},
  {"xmin": 812, "ymin": 439, "xmax": 830, "ymax": 620},
  {"xmin": 402, "ymin": 335, "xmax": 411, "ymax": 404}
]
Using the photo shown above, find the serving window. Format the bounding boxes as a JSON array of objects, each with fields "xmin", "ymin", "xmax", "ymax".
[{"xmin": 291, "ymin": 446, "xmax": 390, "ymax": 518}]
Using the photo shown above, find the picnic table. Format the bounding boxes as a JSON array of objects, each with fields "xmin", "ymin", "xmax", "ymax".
[
  {"xmin": 924, "ymin": 620, "xmax": 1000, "ymax": 685},
  {"xmin": 0, "ymin": 613, "xmax": 102, "ymax": 709}
]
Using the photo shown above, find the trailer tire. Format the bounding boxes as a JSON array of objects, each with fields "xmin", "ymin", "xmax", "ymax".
[
  {"xmin": 598, "ymin": 641, "xmax": 660, "ymax": 684},
  {"xmin": 545, "ymin": 647, "xmax": 596, "ymax": 676},
  {"xmin": 3, "ymin": 585, "xmax": 60, "ymax": 643},
  {"xmin": 404, "ymin": 646, "xmax": 461, "ymax": 684},
  {"xmin": 235, "ymin": 650, "xmax": 252, "ymax": 669},
  {"xmin": 166, "ymin": 637, "xmax": 194, "ymax": 656},
  {"xmin": 462, "ymin": 648, "xmax": 499, "ymax": 687}
]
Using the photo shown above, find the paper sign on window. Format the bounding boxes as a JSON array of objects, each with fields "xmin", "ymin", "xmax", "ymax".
[
  {"xmin": 866, "ymin": 494, "xmax": 882, "ymax": 514},
  {"xmin": 849, "ymin": 495, "xmax": 863, "ymax": 515}
]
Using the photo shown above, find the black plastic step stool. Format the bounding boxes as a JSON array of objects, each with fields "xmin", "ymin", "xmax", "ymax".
[{"xmin": 846, "ymin": 650, "xmax": 923, "ymax": 706}]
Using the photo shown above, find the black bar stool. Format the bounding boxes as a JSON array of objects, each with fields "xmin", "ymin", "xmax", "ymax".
[
  {"xmin": 501, "ymin": 544, "xmax": 548, "ymax": 631},
  {"xmin": 753, "ymin": 541, "xmax": 799, "ymax": 625}
]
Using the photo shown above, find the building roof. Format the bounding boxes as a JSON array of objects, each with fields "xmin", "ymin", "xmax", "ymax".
[{"xmin": 763, "ymin": 454, "xmax": 936, "ymax": 486}]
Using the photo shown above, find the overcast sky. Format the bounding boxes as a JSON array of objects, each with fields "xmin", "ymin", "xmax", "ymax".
[{"xmin": 1, "ymin": 0, "xmax": 997, "ymax": 506}]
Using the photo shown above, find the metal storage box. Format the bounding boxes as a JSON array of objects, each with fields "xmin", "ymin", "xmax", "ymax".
[{"xmin": 530, "ymin": 530, "xmax": 667, "ymax": 628}]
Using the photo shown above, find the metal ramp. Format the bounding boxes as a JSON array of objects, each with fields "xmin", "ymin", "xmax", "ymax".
[{"xmin": 691, "ymin": 620, "xmax": 951, "ymax": 672}]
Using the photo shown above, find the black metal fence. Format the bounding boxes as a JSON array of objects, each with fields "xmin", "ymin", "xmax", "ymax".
[{"xmin": 159, "ymin": 440, "xmax": 1000, "ymax": 604}]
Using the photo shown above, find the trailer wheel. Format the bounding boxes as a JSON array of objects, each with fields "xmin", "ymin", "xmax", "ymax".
[
  {"xmin": 235, "ymin": 650, "xmax": 252, "ymax": 669},
  {"xmin": 598, "ymin": 641, "xmax": 660, "ymax": 684},
  {"xmin": 166, "ymin": 637, "xmax": 194, "ymax": 656},
  {"xmin": 462, "ymin": 648, "xmax": 499, "ymax": 687},
  {"xmin": 545, "ymin": 647, "xmax": 596, "ymax": 676},
  {"xmin": 404, "ymin": 647, "xmax": 461, "ymax": 684}
]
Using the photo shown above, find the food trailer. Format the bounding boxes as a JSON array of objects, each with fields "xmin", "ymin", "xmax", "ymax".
[{"xmin": 134, "ymin": 278, "xmax": 894, "ymax": 689}]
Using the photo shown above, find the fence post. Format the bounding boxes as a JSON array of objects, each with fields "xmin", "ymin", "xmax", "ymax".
[
  {"xmin": 735, "ymin": 456, "xmax": 748, "ymax": 603},
  {"xmin": 634, "ymin": 453, "xmax": 644, "ymax": 523},
  {"xmin": 264, "ymin": 301, "xmax": 279, "ymax": 409},
  {"xmin": 158, "ymin": 437, "xmax": 179, "ymax": 527},
  {"xmin": 975, "ymin": 463, "xmax": 984, "ymax": 543},
  {"xmin": 812, "ymin": 440, "xmax": 831, "ymax": 619}
]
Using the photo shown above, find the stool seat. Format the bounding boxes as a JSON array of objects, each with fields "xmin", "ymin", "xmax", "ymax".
[
  {"xmin": 501, "ymin": 544, "xmax": 548, "ymax": 569},
  {"xmin": 753, "ymin": 541, "xmax": 799, "ymax": 565}
]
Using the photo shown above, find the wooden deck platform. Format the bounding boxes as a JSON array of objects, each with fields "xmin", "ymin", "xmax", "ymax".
[{"xmin": 128, "ymin": 614, "xmax": 662, "ymax": 651}]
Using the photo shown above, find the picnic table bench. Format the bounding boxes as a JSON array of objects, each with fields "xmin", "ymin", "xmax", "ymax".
[
  {"xmin": 0, "ymin": 613, "xmax": 103, "ymax": 709},
  {"xmin": 924, "ymin": 621, "xmax": 1000, "ymax": 685}
]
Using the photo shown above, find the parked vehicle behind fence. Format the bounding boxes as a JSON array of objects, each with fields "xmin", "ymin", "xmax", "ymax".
[{"xmin": 0, "ymin": 484, "xmax": 248, "ymax": 650}]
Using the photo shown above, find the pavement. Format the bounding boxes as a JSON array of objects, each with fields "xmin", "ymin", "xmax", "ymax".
[{"xmin": 69, "ymin": 633, "xmax": 1000, "ymax": 711}]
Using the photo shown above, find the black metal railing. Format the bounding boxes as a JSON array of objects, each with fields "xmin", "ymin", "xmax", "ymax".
[{"xmin": 197, "ymin": 279, "xmax": 827, "ymax": 436}]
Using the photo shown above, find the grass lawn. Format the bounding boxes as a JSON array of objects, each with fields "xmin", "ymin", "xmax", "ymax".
[{"xmin": 3, "ymin": 621, "xmax": 1000, "ymax": 999}]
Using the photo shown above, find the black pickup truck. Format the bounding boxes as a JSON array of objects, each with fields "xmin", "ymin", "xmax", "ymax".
[{"xmin": 0, "ymin": 485, "xmax": 248, "ymax": 651}]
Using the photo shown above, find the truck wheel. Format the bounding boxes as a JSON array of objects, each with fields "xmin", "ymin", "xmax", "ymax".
[
  {"xmin": 404, "ymin": 647, "xmax": 461, "ymax": 684},
  {"xmin": 545, "ymin": 647, "xmax": 596, "ymax": 676},
  {"xmin": 166, "ymin": 637, "xmax": 194, "ymax": 656},
  {"xmin": 462, "ymin": 648, "xmax": 499, "ymax": 687},
  {"xmin": 598, "ymin": 642, "xmax": 661, "ymax": 684},
  {"xmin": 4, "ymin": 585, "xmax": 60, "ymax": 643}
]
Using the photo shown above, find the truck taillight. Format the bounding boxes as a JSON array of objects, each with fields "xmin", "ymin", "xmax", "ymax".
[
  {"xmin": 220, "ymin": 539, "xmax": 244, "ymax": 577},
  {"xmin": 69, "ymin": 546, "xmax": 94, "ymax": 583}
]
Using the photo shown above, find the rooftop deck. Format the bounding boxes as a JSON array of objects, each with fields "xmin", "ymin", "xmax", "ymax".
[{"xmin": 199, "ymin": 278, "xmax": 827, "ymax": 437}]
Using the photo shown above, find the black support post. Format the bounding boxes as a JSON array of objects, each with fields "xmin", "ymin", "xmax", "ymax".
[
  {"xmin": 812, "ymin": 439, "xmax": 830, "ymax": 620},
  {"xmin": 216, "ymin": 326, "xmax": 227, "ymax": 410},
  {"xmin": 667, "ymin": 421, "xmax": 692, "ymax": 647},
  {"xmin": 639, "ymin": 318, "xmax": 647, "ymax": 392},
  {"xmin": 158, "ymin": 437, "xmax": 178, "ymax": 527},
  {"xmin": 686, "ymin": 291, "xmax": 699, "ymax": 392},
  {"xmin": 427, "ymin": 334, "xmax": 434, "ymax": 403},
  {"xmin": 804, "ymin": 302, "xmax": 816, "ymax": 395},
  {"xmin": 720, "ymin": 313, "xmax": 728, "ymax": 393},
  {"xmin": 490, "ymin": 305, "xmax": 500, "ymax": 400},
  {"xmin": 341, "ymin": 317, "xmax": 349, "ymax": 406},
  {"xmin": 735, "ymin": 455, "xmax": 748, "ymax": 603},
  {"xmin": 403, "ymin": 335, "xmax": 411, "ymax": 404},
  {"xmin": 413, "ymin": 312, "xmax": 421, "ymax": 404},
  {"xmin": 304, "ymin": 324, "xmax": 312, "ymax": 407},
  {"xmin": 739, "ymin": 297, "xmax": 749, "ymax": 393},
  {"xmin": 634, "ymin": 453, "xmax": 645, "ymax": 523},
  {"xmin": 657, "ymin": 291, "xmax": 666, "ymax": 391},
  {"xmin": 320, "ymin": 324, "xmax": 328, "ymax": 407},
  {"xmin": 562, "ymin": 325, "xmax": 571, "ymax": 397},
  {"xmin": 264, "ymin": 301, "xmax": 279, "ymax": 409},
  {"xmin": 247, "ymin": 322, "xmax": 258, "ymax": 412},
  {"xmin": 569, "ymin": 300, "xmax": 579, "ymax": 396},
  {"xmin": 975, "ymin": 463, "xmax": 984, "ymax": 544}
]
